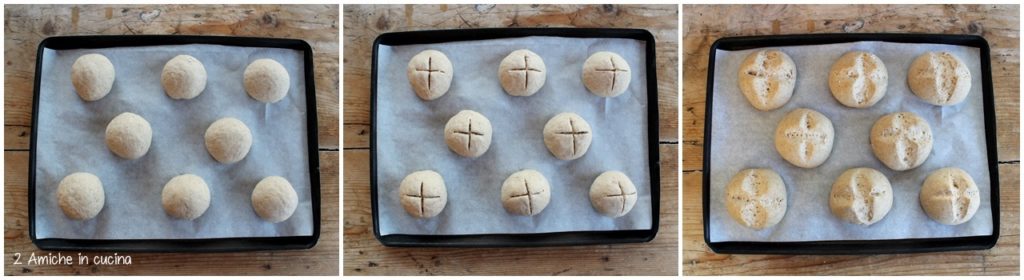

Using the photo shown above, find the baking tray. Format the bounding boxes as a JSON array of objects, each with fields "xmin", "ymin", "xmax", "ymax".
[
  {"xmin": 371, "ymin": 28, "xmax": 660, "ymax": 247},
  {"xmin": 702, "ymin": 34, "xmax": 999, "ymax": 254},
  {"xmin": 29, "ymin": 35, "xmax": 321, "ymax": 252}
]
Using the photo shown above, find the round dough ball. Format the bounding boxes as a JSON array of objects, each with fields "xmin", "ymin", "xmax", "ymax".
[
  {"xmin": 870, "ymin": 112, "xmax": 933, "ymax": 171},
  {"xmin": 738, "ymin": 49, "xmax": 797, "ymax": 111},
  {"xmin": 725, "ymin": 168, "xmax": 787, "ymax": 229},
  {"xmin": 444, "ymin": 110, "xmax": 492, "ymax": 158},
  {"xmin": 543, "ymin": 112, "xmax": 593, "ymax": 160},
  {"xmin": 161, "ymin": 174, "xmax": 211, "ymax": 220},
  {"xmin": 399, "ymin": 170, "xmax": 447, "ymax": 218},
  {"xmin": 501, "ymin": 169, "xmax": 551, "ymax": 216},
  {"xmin": 908, "ymin": 51, "xmax": 972, "ymax": 106},
  {"xmin": 829, "ymin": 168, "xmax": 893, "ymax": 226},
  {"xmin": 105, "ymin": 112, "xmax": 152, "ymax": 160},
  {"xmin": 205, "ymin": 117, "xmax": 253, "ymax": 164},
  {"xmin": 499, "ymin": 49, "xmax": 547, "ymax": 96},
  {"xmin": 589, "ymin": 171, "xmax": 638, "ymax": 218},
  {"xmin": 774, "ymin": 108, "xmax": 834, "ymax": 168},
  {"xmin": 829, "ymin": 51, "xmax": 888, "ymax": 108},
  {"xmin": 582, "ymin": 52, "xmax": 631, "ymax": 97},
  {"xmin": 406, "ymin": 50, "xmax": 453, "ymax": 101},
  {"xmin": 71, "ymin": 54, "xmax": 115, "ymax": 101},
  {"xmin": 920, "ymin": 167, "xmax": 980, "ymax": 225},
  {"xmin": 252, "ymin": 176, "xmax": 298, "ymax": 223},
  {"xmin": 244, "ymin": 59, "xmax": 290, "ymax": 103},
  {"xmin": 56, "ymin": 172, "xmax": 104, "ymax": 220},
  {"xmin": 161, "ymin": 55, "xmax": 207, "ymax": 100}
]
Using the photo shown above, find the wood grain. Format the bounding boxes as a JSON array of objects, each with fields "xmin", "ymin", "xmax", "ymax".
[
  {"xmin": 3, "ymin": 4, "xmax": 340, "ymax": 276},
  {"xmin": 681, "ymin": 4, "xmax": 1019, "ymax": 275},
  {"xmin": 342, "ymin": 4, "xmax": 679, "ymax": 276}
]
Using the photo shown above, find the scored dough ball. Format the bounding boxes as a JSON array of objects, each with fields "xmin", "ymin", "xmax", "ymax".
[
  {"xmin": 870, "ymin": 112, "xmax": 933, "ymax": 171},
  {"xmin": 920, "ymin": 167, "xmax": 981, "ymax": 225},
  {"xmin": 406, "ymin": 50, "xmax": 453, "ymax": 101},
  {"xmin": 582, "ymin": 51, "xmax": 631, "ymax": 97},
  {"xmin": 829, "ymin": 51, "xmax": 888, "ymax": 108},
  {"xmin": 774, "ymin": 108, "xmax": 834, "ymax": 168},
  {"xmin": 244, "ymin": 59, "xmax": 290, "ymax": 103},
  {"xmin": 205, "ymin": 117, "xmax": 253, "ymax": 164},
  {"xmin": 161, "ymin": 55, "xmax": 207, "ymax": 100},
  {"xmin": 399, "ymin": 170, "xmax": 447, "ymax": 218},
  {"xmin": 499, "ymin": 49, "xmax": 547, "ymax": 96},
  {"xmin": 105, "ymin": 112, "xmax": 152, "ymax": 160},
  {"xmin": 444, "ymin": 110, "xmax": 492, "ymax": 158},
  {"xmin": 725, "ymin": 168, "xmax": 787, "ymax": 229},
  {"xmin": 501, "ymin": 169, "xmax": 551, "ymax": 216},
  {"xmin": 161, "ymin": 174, "xmax": 211, "ymax": 220},
  {"xmin": 71, "ymin": 54, "xmax": 115, "ymax": 101},
  {"xmin": 56, "ymin": 172, "xmax": 105, "ymax": 220},
  {"xmin": 738, "ymin": 49, "xmax": 797, "ymax": 111},
  {"xmin": 829, "ymin": 168, "xmax": 893, "ymax": 226},
  {"xmin": 252, "ymin": 176, "xmax": 299, "ymax": 223},
  {"xmin": 589, "ymin": 171, "xmax": 638, "ymax": 218},
  {"xmin": 908, "ymin": 51, "xmax": 972, "ymax": 106},
  {"xmin": 543, "ymin": 112, "xmax": 593, "ymax": 160}
]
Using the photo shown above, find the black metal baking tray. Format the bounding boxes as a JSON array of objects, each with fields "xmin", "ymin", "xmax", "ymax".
[
  {"xmin": 371, "ymin": 28, "xmax": 660, "ymax": 247},
  {"xmin": 702, "ymin": 34, "xmax": 999, "ymax": 254},
  {"xmin": 29, "ymin": 35, "xmax": 321, "ymax": 252}
]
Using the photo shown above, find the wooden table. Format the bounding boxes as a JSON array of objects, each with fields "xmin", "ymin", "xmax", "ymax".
[
  {"xmin": 343, "ymin": 4, "xmax": 678, "ymax": 275},
  {"xmin": 3, "ymin": 5, "xmax": 339, "ymax": 275},
  {"xmin": 682, "ymin": 4, "xmax": 1019, "ymax": 275}
]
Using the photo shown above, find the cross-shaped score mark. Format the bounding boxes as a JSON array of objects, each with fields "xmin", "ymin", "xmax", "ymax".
[
  {"xmin": 593, "ymin": 58, "xmax": 629, "ymax": 90},
  {"xmin": 554, "ymin": 119, "xmax": 589, "ymax": 156},
  {"xmin": 507, "ymin": 55, "xmax": 542, "ymax": 89},
  {"xmin": 605, "ymin": 181, "xmax": 637, "ymax": 214},
  {"xmin": 783, "ymin": 113, "xmax": 827, "ymax": 161},
  {"xmin": 878, "ymin": 115, "xmax": 929, "ymax": 166},
  {"xmin": 931, "ymin": 175, "xmax": 976, "ymax": 222},
  {"xmin": 453, "ymin": 118, "xmax": 485, "ymax": 150},
  {"xmin": 509, "ymin": 179, "xmax": 545, "ymax": 215},
  {"xmin": 414, "ymin": 57, "xmax": 445, "ymax": 91},
  {"xmin": 405, "ymin": 182, "xmax": 441, "ymax": 217},
  {"xmin": 847, "ymin": 173, "xmax": 881, "ymax": 223}
]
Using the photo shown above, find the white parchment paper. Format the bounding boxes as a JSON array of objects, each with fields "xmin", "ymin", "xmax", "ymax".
[
  {"xmin": 375, "ymin": 36, "xmax": 653, "ymax": 235},
  {"xmin": 708, "ymin": 41, "xmax": 993, "ymax": 242},
  {"xmin": 35, "ymin": 44, "xmax": 314, "ymax": 239}
]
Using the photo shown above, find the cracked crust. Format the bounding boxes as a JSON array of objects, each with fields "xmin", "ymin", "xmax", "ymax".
[
  {"xmin": 829, "ymin": 168, "xmax": 893, "ymax": 226},
  {"xmin": 399, "ymin": 170, "xmax": 447, "ymax": 218},
  {"xmin": 908, "ymin": 51, "xmax": 972, "ymax": 106},
  {"xmin": 499, "ymin": 49, "xmax": 546, "ymax": 96},
  {"xmin": 406, "ymin": 50, "xmax": 453, "ymax": 100},
  {"xmin": 57, "ymin": 172, "xmax": 105, "ymax": 220},
  {"xmin": 500, "ymin": 169, "xmax": 551, "ymax": 216},
  {"xmin": 724, "ymin": 168, "xmax": 787, "ymax": 229},
  {"xmin": 829, "ymin": 51, "xmax": 888, "ymax": 108},
  {"xmin": 162, "ymin": 54, "xmax": 208, "ymax": 100},
  {"xmin": 774, "ymin": 108, "xmax": 834, "ymax": 168},
  {"xmin": 920, "ymin": 167, "xmax": 980, "ymax": 225},
  {"xmin": 542, "ymin": 112, "xmax": 593, "ymax": 160},
  {"xmin": 105, "ymin": 112, "xmax": 152, "ymax": 160},
  {"xmin": 738, "ymin": 50, "xmax": 796, "ymax": 111},
  {"xmin": 71, "ymin": 53, "xmax": 115, "ymax": 101},
  {"xmin": 870, "ymin": 112, "xmax": 933, "ymax": 171},
  {"xmin": 582, "ymin": 51, "xmax": 631, "ymax": 97},
  {"xmin": 444, "ymin": 110, "xmax": 492, "ymax": 158},
  {"xmin": 589, "ymin": 171, "xmax": 638, "ymax": 217},
  {"xmin": 161, "ymin": 174, "xmax": 211, "ymax": 220}
]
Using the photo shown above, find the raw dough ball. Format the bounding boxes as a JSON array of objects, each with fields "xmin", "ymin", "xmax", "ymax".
[
  {"xmin": 399, "ymin": 170, "xmax": 447, "ymax": 218},
  {"xmin": 543, "ymin": 112, "xmax": 593, "ymax": 160},
  {"xmin": 870, "ymin": 112, "xmax": 933, "ymax": 171},
  {"xmin": 501, "ymin": 169, "xmax": 551, "ymax": 216},
  {"xmin": 161, "ymin": 55, "xmax": 207, "ymax": 100},
  {"xmin": 829, "ymin": 168, "xmax": 893, "ymax": 226},
  {"xmin": 444, "ymin": 110, "xmax": 492, "ymax": 158},
  {"xmin": 738, "ymin": 49, "xmax": 797, "ymax": 111},
  {"xmin": 499, "ymin": 49, "xmax": 546, "ymax": 96},
  {"xmin": 105, "ymin": 112, "xmax": 152, "ymax": 160},
  {"xmin": 205, "ymin": 117, "xmax": 253, "ymax": 164},
  {"xmin": 589, "ymin": 171, "xmax": 638, "ymax": 218},
  {"xmin": 582, "ymin": 51, "xmax": 631, "ymax": 97},
  {"xmin": 71, "ymin": 54, "xmax": 115, "ymax": 101},
  {"xmin": 406, "ymin": 50, "xmax": 453, "ymax": 101},
  {"xmin": 908, "ymin": 51, "xmax": 972, "ymax": 106},
  {"xmin": 56, "ymin": 172, "xmax": 104, "ymax": 220},
  {"xmin": 244, "ymin": 59, "xmax": 290, "ymax": 103},
  {"xmin": 725, "ymin": 168, "xmax": 787, "ymax": 229},
  {"xmin": 161, "ymin": 174, "xmax": 211, "ymax": 220},
  {"xmin": 920, "ymin": 167, "xmax": 980, "ymax": 225},
  {"xmin": 774, "ymin": 108, "xmax": 834, "ymax": 168},
  {"xmin": 251, "ymin": 176, "xmax": 298, "ymax": 223},
  {"xmin": 829, "ymin": 51, "xmax": 888, "ymax": 108}
]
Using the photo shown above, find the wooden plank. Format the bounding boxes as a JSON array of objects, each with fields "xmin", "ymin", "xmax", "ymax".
[
  {"xmin": 343, "ymin": 144, "xmax": 678, "ymax": 275},
  {"xmin": 3, "ymin": 4, "xmax": 340, "ymax": 149},
  {"xmin": 342, "ymin": 4, "xmax": 679, "ymax": 148},
  {"xmin": 3, "ymin": 151, "xmax": 339, "ymax": 276}
]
